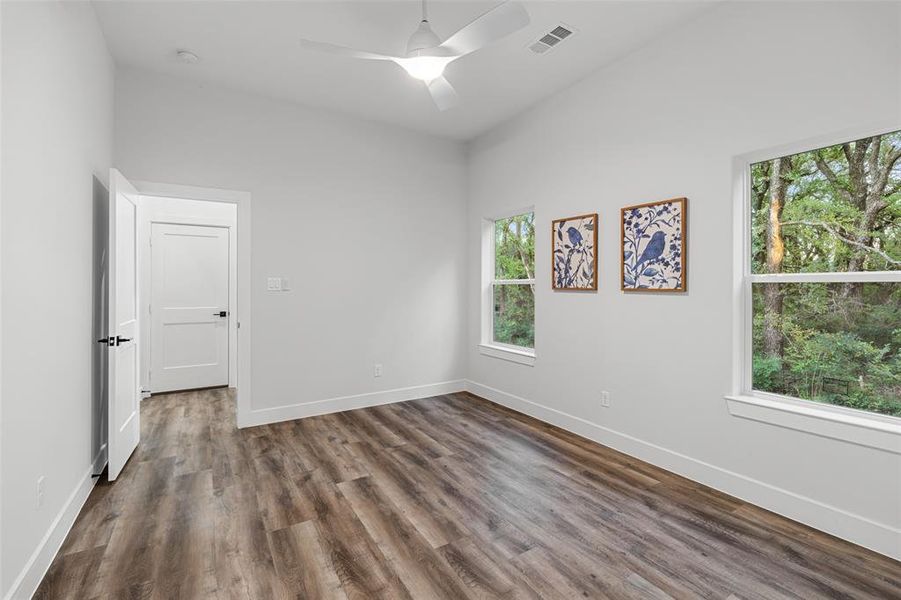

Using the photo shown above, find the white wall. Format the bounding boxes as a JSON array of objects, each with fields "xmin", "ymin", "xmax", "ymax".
[
  {"xmin": 0, "ymin": 1, "xmax": 114, "ymax": 597},
  {"xmin": 115, "ymin": 69, "xmax": 469, "ymax": 423},
  {"xmin": 137, "ymin": 196, "xmax": 238, "ymax": 393},
  {"xmin": 467, "ymin": 1, "xmax": 901, "ymax": 558}
]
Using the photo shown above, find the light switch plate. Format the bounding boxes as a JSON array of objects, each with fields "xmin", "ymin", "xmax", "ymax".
[{"xmin": 267, "ymin": 277, "xmax": 282, "ymax": 291}]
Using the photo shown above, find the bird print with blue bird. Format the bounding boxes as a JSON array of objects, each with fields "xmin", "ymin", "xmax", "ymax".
[
  {"xmin": 553, "ymin": 214, "xmax": 597, "ymax": 290},
  {"xmin": 621, "ymin": 198, "xmax": 686, "ymax": 291}
]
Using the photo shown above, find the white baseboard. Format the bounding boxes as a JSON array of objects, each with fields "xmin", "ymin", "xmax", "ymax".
[
  {"xmin": 237, "ymin": 379, "xmax": 466, "ymax": 428},
  {"xmin": 3, "ymin": 445, "xmax": 107, "ymax": 600},
  {"xmin": 464, "ymin": 380, "xmax": 901, "ymax": 561}
]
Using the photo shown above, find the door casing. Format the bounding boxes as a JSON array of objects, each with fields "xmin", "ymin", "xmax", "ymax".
[{"xmin": 131, "ymin": 180, "xmax": 253, "ymax": 427}]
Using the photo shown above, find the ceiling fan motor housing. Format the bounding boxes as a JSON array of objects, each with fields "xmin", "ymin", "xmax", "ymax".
[{"xmin": 406, "ymin": 21, "xmax": 441, "ymax": 55}]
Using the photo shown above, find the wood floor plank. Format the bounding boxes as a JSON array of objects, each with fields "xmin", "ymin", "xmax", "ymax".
[
  {"xmin": 147, "ymin": 470, "xmax": 218, "ymax": 599},
  {"xmin": 294, "ymin": 467, "xmax": 413, "ymax": 599},
  {"xmin": 33, "ymin": 546, "xmax": 107, "ymax": 600},
  {"xmin": 337, "ymin": 476, "xmax": 474, "ymax": 599},
  {"xmin": 289, "ymin": 417, "xmax": 370, "ymax": 483},
  {"xmin": 269, "ymin": 520, "xmax": 348, "ymax": 599},
  {"xmin": 211, "ymin": 481, "xmax": 288, "ymax": 599},
  {"xmin": 510, "ymin": 546, "xmax": 602, "ymax": 600},
  {"xmin": 33, "ymin": 388, "xmax": 901, "ymax": 600},
  {"xmin": 337, "ymin": 409, "xmax": 406, "ymax": 449},
  {"xmin": 387, "ymin": 443, "xmax": 538, "ymax": 559},
  {"xmin": 625, "ymin": 573, "xmax": 675, "ymax": 600},
  {"xmin": 438, "ymin": 538, "xmax": 541, "ymax": 600},
  {"xmin": 373, "ymin": 403, "xmax": 455, "ymax": 458},
  {"xmin": 82, "ymin": 457, "xmax": 180, "ymax": 598},
  {"xmin": 252, "ymin": 450, "xmax": 316, "ymax": 531},
  {"xmin": 349, "ymin": 440, "xmax": 471, "ymax": 548}
]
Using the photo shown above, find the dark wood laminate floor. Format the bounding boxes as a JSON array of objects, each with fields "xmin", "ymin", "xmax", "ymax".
[{"xmin": 36, "ymin": 388, "xmax": 900, "ymax": 599}]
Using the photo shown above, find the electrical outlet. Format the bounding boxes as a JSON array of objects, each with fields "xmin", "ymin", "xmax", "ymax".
[
  {"xmin": 374, "ymin": 363, "xmax": 383, "ymax": 378},
  {"xmin": 280, "ymin": 277, "xmax": 291, "ymax": 291},
  {"xmin": 600, "ymin": 391, "xmax": 610, "ymax": 408},
  {"xmin": 37, "ymin": 476, "xmax": 45, "ymax": 508}
]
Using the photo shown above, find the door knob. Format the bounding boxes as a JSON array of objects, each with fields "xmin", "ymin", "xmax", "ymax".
[
  {"xmin": 213, "ymin": 311, "xmax": 228, "ymax": 318},
  {"xmin": 97, "ymin": 337, "xmax": 114, "ymax": 345},
  {"xmin": 115, "ymin": 336, "xmax": 132, "ymax": 345}
]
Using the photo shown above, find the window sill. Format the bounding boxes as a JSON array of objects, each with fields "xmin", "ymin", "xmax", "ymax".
[
  {"xmin": 479, "ymin": 344, "xmax": 536, "ymax": 366},
  {"xmin": 725, "ymin": 394, "xmax": 901, "ymax": 454}
]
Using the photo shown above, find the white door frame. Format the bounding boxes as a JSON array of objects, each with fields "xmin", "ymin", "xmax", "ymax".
[
  {"xmin": 140, "ymin": 205, "xmax": 237, "ymax": 392},
  {"xmin": 133, "ymin": 180, "xmax": 253, "ymax": 426}
]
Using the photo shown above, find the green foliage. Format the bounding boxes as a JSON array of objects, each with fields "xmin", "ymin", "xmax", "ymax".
[
  {"xmin": 493, "ymin": 213, "xmax": 535, "ymax": 349},
  {"xmin": 493, "ymin": 284, "xmax": 534, "ymax": 349},
  {"xmin": 752, "ymin": 354, "xmax": 783, "ymax": 392},
  {"xmin": 753, "ymin": 283, "xmax": 901, "ymax": 416},
  {"xmin": 495, "ymin": 213, "xmax": 535, "ymax": 280},
  {"xmin": 751, "ymin": 131, "xmax": 901, "ymax": 273},
  {"xmin": 751, "ymin": 132, "xmax": 900, "ymax": 417}
]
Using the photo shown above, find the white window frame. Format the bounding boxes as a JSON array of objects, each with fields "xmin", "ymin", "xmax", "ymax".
[
  {"xmin": 479, "ymin": 207, "xmax": 536, "ymax": 366},
  {"xmin": 728, "ymin": 123, "xmax": 901, "ymax": 454}
]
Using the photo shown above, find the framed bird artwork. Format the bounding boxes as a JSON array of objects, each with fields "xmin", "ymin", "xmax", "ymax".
[
  {"xmin": 621, "ymin": 197, "xmax": 687, "ymax": 292},
  {"xmin": 552, "ymin": 213, "xmax": 598, "ymax": 291}
]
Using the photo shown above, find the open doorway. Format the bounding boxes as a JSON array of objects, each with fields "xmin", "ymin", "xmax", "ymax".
[
  {"xmin": 138, "ymin": 197, "xmax": 236, "ymax": 394},
  {"xmin": 132, "ymin": 181, "xmax": 251, "ymax": 407}
]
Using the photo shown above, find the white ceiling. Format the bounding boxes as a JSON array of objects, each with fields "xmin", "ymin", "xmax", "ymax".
[{"xmin": 94, "ymin": 1, "xmax": 716, "ymax": 141}]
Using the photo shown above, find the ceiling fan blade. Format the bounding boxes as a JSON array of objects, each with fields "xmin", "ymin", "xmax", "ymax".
[
  {"xmin": 299, "ymin": 38, "xmax": 398, "ymax": 61},
  {"xmin": 439, "ymin": 1, "xmax": 530, "ymax": 57},
  {"xmin": 427, "ymin": 76, "xmax": 458, "ymax": 111}
]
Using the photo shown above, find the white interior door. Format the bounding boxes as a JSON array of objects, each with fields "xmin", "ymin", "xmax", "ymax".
[
  {"xmin": 150, "ymin": 223, "xmax": 229, "ymax": 392},
  {"xmin": 108, "ymin": 169, "xmax": 141, "ymax": 481}
]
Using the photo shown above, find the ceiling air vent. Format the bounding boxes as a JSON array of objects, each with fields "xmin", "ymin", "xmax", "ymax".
[{"xmin": 528, "ymin": 24, "xmax": 575, "ymax": 55}]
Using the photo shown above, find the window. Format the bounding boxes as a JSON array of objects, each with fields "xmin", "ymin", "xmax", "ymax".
[
  {"xmin": 744, "ymin": 130, "xmax": 900, "ymax": 419},
  {"xmin": 482, "ymin": 211, "xmax": 535, "ymax": 361}
]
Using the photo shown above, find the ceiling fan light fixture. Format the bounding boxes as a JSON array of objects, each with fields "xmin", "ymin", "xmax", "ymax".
[{"xmin": 397, "ymin": 55, "xmax": 453, "ymax": 82}]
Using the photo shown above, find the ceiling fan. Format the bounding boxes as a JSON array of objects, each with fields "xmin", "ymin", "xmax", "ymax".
[{"xmin": 299, "ymin": 1, "xmax": 530, "ymax": 111}]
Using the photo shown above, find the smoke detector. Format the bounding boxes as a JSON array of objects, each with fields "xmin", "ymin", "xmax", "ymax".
[
  {"xmin": 175, "ymin": 50, "xmax": 200, "ymax": 64},
  {"xmin": 528, "ymin": 24, "xmax": 575, "ymax": 55}
]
